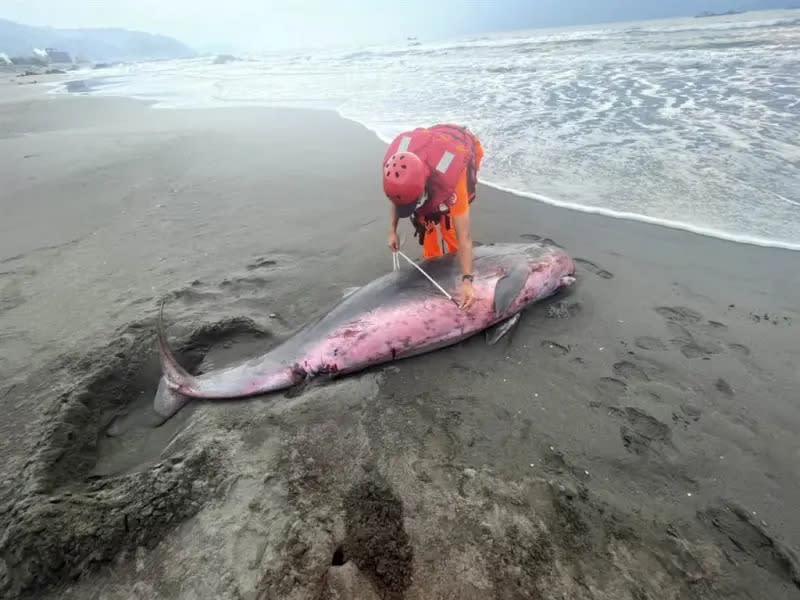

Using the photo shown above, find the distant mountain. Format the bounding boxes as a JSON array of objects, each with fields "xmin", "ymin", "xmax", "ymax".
[
  {"xmin": 695, "ymin": 9, "xmax": 745, "ymax": 17},
  {"xmin": 0, "ymin": 18, "xmax": 196, "ymax": 63}
]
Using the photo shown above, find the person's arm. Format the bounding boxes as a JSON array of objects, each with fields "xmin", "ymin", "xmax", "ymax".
[
  {"xmin": 388, "ymin": 203, "xmax": 399, "ymax": 250},
  {"xmin": 452, "ymin": 212, "xmax": 472, "ymax": 275},
  {"xmin": 452, "ymin": 211, "xmax": 475, "ymax": 309}
]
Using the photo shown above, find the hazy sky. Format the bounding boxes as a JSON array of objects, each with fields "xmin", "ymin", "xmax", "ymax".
[{"xmin": 2, "ymin": 0, "xmax": 784, "ymax": 51}]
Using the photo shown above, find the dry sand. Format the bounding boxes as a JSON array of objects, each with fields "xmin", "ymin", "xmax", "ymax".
[{"xmin": 1, "ymin": 80, "xmax": 799, "ymax": 600}]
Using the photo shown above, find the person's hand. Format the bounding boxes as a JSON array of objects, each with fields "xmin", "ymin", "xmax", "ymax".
[
  {"xmin": 459, "ymin": 278, "xmax": 476, "ymax": 310},
  {"xmin": 388, "ymin": 230, "xmax": 399, "ymax": 252}
]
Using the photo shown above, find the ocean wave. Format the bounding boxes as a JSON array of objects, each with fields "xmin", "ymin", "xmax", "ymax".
[
  {"xmin": 338, "ymin": 32, "xmax": 609, "ymax": 62},
  {"xmin": 54, "ymin": 9, "xmax": 800, "ymax": 251},
  {"xmin": 626, "ymin": 15, "xmax": 800, "ymax": 35},
  {"xmin": 653, "ymin": 38, "xmax": 778, "ymax": 51},
  {"xmin": 336, "ymin": 108, "xmax": 800, "ymax": 251},
  {"xmin": 481, "ymin": 181, "xmax": 800, "ymax": 252}
]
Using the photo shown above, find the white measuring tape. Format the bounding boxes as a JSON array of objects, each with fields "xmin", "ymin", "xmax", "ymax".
[{"xmin": 392, "ymin": 249, "xmax": 458, "ymax": 305}]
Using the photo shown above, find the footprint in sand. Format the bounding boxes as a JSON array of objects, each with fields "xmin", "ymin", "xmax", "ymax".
[
  {"xmin": 733, "ymin": 411, "xmax": 760, "ymax": 434},
  {"xmin": 640, "ymin": 390, "xmax": 664, "ymax": 404},
  {"xmin": 728, "ymin": 343, "xmax": 751, "ymax": 357},
  {"xmin": 1, "ymin": 265, "xmax": 37, "ymax": 278},
  {"xmin": 591, "ymin": 377, "xmax": 629, "ymax": 407},
  {"xmin": 659, "ymin": 310, "xmax": 725, "ymax": 359},
  {"xmin": 545, "ymin": 301, "xmax": 582, "ymax": 319},
  {"xmin": 678, "ymin": 341, "xmax": 724, "ymax": 360},
  {"xmin": 655, "ymin": 306, "xmax": 703, "ymax": 325},
  {"xmin": 246, "ymin": 258, "xmax": 278, "ymax": 271},
  {"xmin": 169, "ymin": 286, "xmax": 219, "ymax": 305},
  {"xmin": 574, "ymin": 258, "xmax": 614, "ymax": 279},
  {"xmin": 723, "ymin": 342, "xmax": 764, "ymax": 376},
  {"xmin": 672, "ymin": 404, "xmax": 702, "ymax": 428},
  {"xmin": 219, "ymin": 275, "xmax": 270, "ymax": 294},
  {"xmin": 450, "ymin": 363, "xmax": 488, "ymax": 378},
  {"xmin": 634, "ymin": 336, "xmax": 667, "ymax": 351},
  {"xmin": 612, "ymin": 361, "xmax": 650, "ymax": 382},
  {"xmin": 617, "ymin": 408, "xmax": 673, "ymax": 456},
  {"xmin": 540, "ymin": 340, "xmax": 570, "ymax": 357},
  {"xmin": 699, "ymin": 502, "xmax": 800, "ymax": 587},
  {"xmin": 128, "ymin": 296, "xmax": 154, "ymax": 307},
  {"xmin": 715, "ymin": 378, "xmax": 735, "ymax": 396},
  {"xmin": 748, "ymin": 311, "xmax": 794, "ymax": 326},
  {"xmin": 665, "ymin": 322, "xmax": 693, "ymax": 343},
  {"xmin": 0, "ymin": 287, "xmax": 25, "ymax": 315}
]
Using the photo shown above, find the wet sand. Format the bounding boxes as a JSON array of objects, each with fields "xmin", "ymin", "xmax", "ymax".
[{"xmin": 1, "ymin": 81, "xmax": 799, "ymax": 599}]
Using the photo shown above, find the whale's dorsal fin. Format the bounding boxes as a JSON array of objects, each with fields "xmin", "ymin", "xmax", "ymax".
[{"xmin": 493, "ymin": 262, "xmax": 528, "ymax": 315}]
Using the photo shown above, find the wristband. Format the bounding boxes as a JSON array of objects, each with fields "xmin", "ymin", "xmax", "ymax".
[{"xmin": 462, "ymin": 274, "xmax": 474, "ymax": 282}]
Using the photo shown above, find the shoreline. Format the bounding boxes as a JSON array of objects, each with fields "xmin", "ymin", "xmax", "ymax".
[
  {"xmin": 45, "ymin": 76, "xmax": 800, "ymax": 254},
  {"xmin": 2, "ymin": 84, "xmax": 800, "ymax": 599},
  {"xmin": 335, "ymin": 107, "xmax": 800, "ymax": 253}
]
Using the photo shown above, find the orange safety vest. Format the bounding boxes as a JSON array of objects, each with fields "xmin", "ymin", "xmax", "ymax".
[{"xmin": 383, "ymin": 124, "xmax": 480, "ymax": 222}]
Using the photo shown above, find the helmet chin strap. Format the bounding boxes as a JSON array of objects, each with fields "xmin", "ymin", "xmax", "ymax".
[{"xmin": 415, "ymin": 191, "xmax": 428, "ymax": 211}]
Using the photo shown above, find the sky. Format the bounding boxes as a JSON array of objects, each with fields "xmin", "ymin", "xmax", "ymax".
[{"xmin": 1, "ymin": 0, "xmax": 788, "ymax": 52}]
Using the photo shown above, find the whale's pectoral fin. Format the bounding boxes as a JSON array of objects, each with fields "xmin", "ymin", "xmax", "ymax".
[
  {"xmin": 493, "ymin": 263, "xmax": 528, "ymax": 315},
  {"xmin": 485, "ymin": 313, "xmax": 521, "ymax": 346}
]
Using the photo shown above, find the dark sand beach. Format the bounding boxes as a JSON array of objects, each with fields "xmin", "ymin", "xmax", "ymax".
[{"xmin": 1, "ymin": 81, "xmax": 799, "ymax": 599}]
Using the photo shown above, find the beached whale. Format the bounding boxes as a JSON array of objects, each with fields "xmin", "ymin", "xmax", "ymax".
[{"xmin": 153, "ymin": 241, "xmax": 576, "ymax": 420}]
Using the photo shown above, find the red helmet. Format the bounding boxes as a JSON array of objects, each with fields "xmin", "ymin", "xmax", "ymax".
[{"xmin": 383, "ymin": 151, "xmax": 428, "ymax": 216}]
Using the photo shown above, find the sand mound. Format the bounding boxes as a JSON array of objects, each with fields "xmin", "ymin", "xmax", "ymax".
[{"xmin": 0, "ymin": 313, "xmax": 274, "ymax": 599}]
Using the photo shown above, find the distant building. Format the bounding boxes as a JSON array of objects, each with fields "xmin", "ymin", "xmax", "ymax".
[{"xmin": 45, "ymin": 48, "xmax": 72, "ymax": 63}]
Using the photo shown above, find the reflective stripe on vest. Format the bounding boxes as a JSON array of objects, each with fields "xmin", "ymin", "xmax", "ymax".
[
  {"xmin": 435, "ymin": 151, "xmax": 455, "ymax": 174},
  {"xmin": 397, "ymin": 136, "xmax": 412, "ymax": 153}
]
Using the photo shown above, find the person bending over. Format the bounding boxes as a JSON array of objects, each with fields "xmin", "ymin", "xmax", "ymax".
[{"xmin": 382, "ymin": 123, "xmax": 484, "ymax": 310}]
